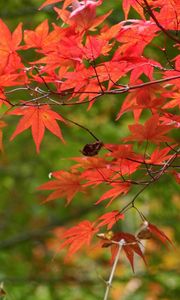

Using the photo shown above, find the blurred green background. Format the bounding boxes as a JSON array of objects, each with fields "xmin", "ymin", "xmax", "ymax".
[{"xmin": 0, "ymin": 0, "xmax": 179, "ymax": 299}]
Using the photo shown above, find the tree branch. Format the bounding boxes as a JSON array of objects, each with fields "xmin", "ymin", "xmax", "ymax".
[
  {"xmin": 103, "ymin": 239, "xmax": 125, "ymax": 300},
  {"xmin": 143, "ymin": 0, "xmax": 180, "ymax": 44}
]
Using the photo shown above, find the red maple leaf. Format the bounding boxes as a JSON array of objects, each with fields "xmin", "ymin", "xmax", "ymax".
[
  {"xmin": 116, "ymin": 20, "xmax": 157, "ymax": 55},
  {"xmin": 105, "ymin": 144, "xmax": 142, "ymax": 175},
  {"xmin": 97, "ymin": 211, "xmax": 124, "ymax": 230},
  {"xmin": 24, "ymin": 20, "xmax": 49, "ymax": 49},
  {"xmin": 83, "ymin": 35, "xmax": 112, "ymax": 60},
  {"xmin": 146, "ymin": 147, "xmax": 172, "ymax": 165},
  {"xmin": 54, "ymin": 0, "xmax": 110, "ymax": 32},
  {"xmin": 122, "ymin": 0, "xmax": 145, "ymax": 20},
  {"xmin": 37, "ymin": 170, "xmax": 84, "ymax": 205},
  {"xmin": 72, "ymin": 156, "xmax": 108, "ymax": 170},
  {"xmin": 98, "ymin": 231, "xmax": 146, "ymax": 271},
  {"xmin": 125, "ymin": 114, "xmax": 173, "ymax": 144},
  {"xmin": 95, "ymin": 182, "xmax": 131, "ymax": 207},
  {"xmin": 0, "ymin": 20, "xmax": 22, "ymax": 60},
  {"xmin": 147, "ymin": 222, "xmax": 173, "ymax": 246},
  {"xmin": 152, "ymin": 0, "xmax": 180, "ymax": 31},
  {"xmin": 160, "ymin": 113, "xmax": 180, "ymax": 128},
  {"xmin": 163, "ymin": 92, "xmax": 180, "ymax": 110},
  {"xmin": 59, "ymin": 220, "xmax": 98, "ymax": 257},
  {"xmin": 9, "ymin": 104, "xmax": 65, "ymax": 152},
  {"xmin": 116, "ymin": 83, "xmax": 164, "ymax": 122},
  {"xmin": 0, "ymin": 20, "xmax": 26, "ymax": 86},
  {"xmin": 39, "ymin": 0, "xmax": 63, "ymax": 10},
  {"xmin": 137, "ymin": 221, "xmax": 173, "ymax": 247}
]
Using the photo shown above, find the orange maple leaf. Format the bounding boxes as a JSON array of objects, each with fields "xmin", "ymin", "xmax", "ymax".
[
  {"xmin": 125, "ymin": 114, "xmax": 173, "ymax": 144},
  {"xmin": 38, "ymin": 170, "xmax": 84, "ymax": 205},
  {"xmin": 9, "ymin": 104, "xmax": 65, "ymax": 152},
  {"xmin": 59, "ymin": 220, "xmax": 98, "ymax": 257}
]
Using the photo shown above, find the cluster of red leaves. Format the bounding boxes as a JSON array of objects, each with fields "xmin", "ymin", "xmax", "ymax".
[
  {"xmin": 0, "ymin": 0, "xmax": 179, "ymax": 267},
  {"xmin": 52, "ymin": 218, "xmax": 173, "ymax": 270},
  {"xmin": 38, "ymin": 145, "xmax": 175, "ymax": 263},
  {"xmin": 0, "ymin": 0, "xmax": 178, "ymax": 150}
]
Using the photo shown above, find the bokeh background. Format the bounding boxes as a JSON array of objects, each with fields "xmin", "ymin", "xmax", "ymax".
[{"xmin": 0, "ymin": 1, "xmax": 179, "ymax": 299}]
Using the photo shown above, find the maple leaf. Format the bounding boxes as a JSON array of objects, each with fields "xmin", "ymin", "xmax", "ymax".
[
  {"xmin": 138, "ymin": 221, "xmax": 173, "ymax": 247},
  {"xmin": 0, "ymin": 20, "xmax": 26, "ymax": 85},
  {"xmin": 105, "ymin": 144, "xmax": 142, "ymax": 175},
  {"xmin": 96, "ymin": 61, "xmax": 127, "ymax": 90},
  {"xmin": 97, "ymin": 211, "xmax": 124, "ymax": 230},
  {"xmin": 72, "ymin": 156, "xmax": 108, "ymax": 169},
  {"xmin": 9, "ymin": 104, "xmax": 65, "ymax": 153},
  {"xmin": 122, "ymin": 0, "xmax": 145, "ymax": 20},
  {"xmin": 163, "ymin": 92, "xmax": 180, "ymax": 110},
  {"xmin": 39, "ymin": 0, "xmax": 63, "ymax": 10},
  {"xmin": 54, "ymin": 1, "xmax": 111, "ymax": 32},
  {"xmin": 116, "ymin": 83, "xmax": 164, "ymax": 122},
  {"xmin": 0, "ymin": 20, "xmax": 23, "ymax": 72},
  {"xmin": 70, "ymin": 0, "xmax": 103, "ymax": 22},
  {"xmin": 82, "ymin": 167, "xmax": 114, "ymax": 187},
  {"xmin": 116, "ymin": 20, "xmax": 157, "ymax": 55},
  {"xmin": 146, "ymin": 147, "xmax": 172, "ymax": 165},
  {"xmin": 24, "ymin": 20, "xmax": 49, "ymax": 49},
  {"xmin": 149, "ymin": 223, "xmax": 174, "ymax": 246},
  {"xmin": 0, "ymin": 20, "xmax": 22, "ymax": 57},
  {"xmin": 84, "ymin": 36, "xmax": 112, "ymax": 60},
  {"xmin": 37, "ymin": 170, "xmax": 84, "ymax": 205},
  {"xmin": 0, "ymin": 74, "xmax": 25, "ymax": 88},
  {"xmin": 160, "ymin": 113, "xmax": 180, "ymax": 128},
  {"xmin": 59, "ymin": 220, "xmax": 98, "ymax": 257},
  {"xmin": 100, "ymin": 23, "xmax": 121, "ymax": 41},
  {"xmin": 98, "ymin": 231, "xmax": 146, "ymax": 271},
  {"xmin": 152, "ymin": 0, "xmax": 180, "ymax": 31},
  {"xmin": 125, "ymin": 114, "xmax": 173, "ymax": 144},
  {"xmin": 34, "ymin": 33, "xmax": 83, "ymax": 70},
  {"xmin": 95, "ymin": 182, "xmax": 131, "ymax": 207}
]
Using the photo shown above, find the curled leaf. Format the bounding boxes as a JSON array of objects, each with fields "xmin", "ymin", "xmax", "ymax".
[{"xmin": 81, "ymin": 141, "xmax": 103, "ymax": 156}]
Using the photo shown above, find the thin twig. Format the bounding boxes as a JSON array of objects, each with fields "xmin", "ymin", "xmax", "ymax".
[
  {"xmin": 62, "ymin": 116, "xmax": 100, "ymax": 141},
  {"xmin": 120, "ymin": 181, "xmax": 152, "ymax": 215},
  {"xmin": 103, "ymin": 239, "xmax": 125, "ymax": 300}
]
